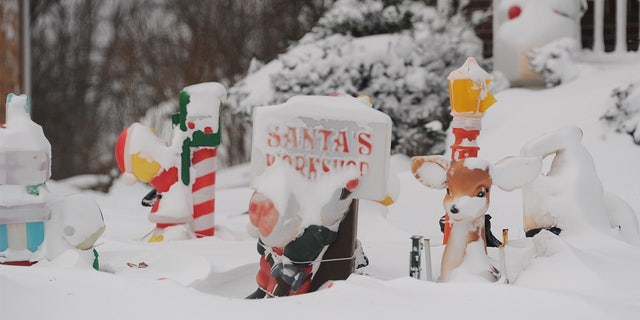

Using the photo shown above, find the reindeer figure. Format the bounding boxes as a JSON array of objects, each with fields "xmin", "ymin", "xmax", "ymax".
[{"xmin": 411, "ymin": 155, "xmax": 541, "ymax": 282}]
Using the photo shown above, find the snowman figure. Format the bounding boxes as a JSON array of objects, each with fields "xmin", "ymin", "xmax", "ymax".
[{"xmin": 493, "ymin": 0, "xmax": 587, "ymax": 85}]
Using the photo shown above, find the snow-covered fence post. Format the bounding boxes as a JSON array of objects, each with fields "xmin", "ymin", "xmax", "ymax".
[
  {"xmin": 498, "ymin": 229, "xmax": 509, "ymax": 284},
  {"xmin": 441, "ymin": 57, "xmax": 496, "ymax": 244},
  {"xmin": 593, "ymin": 0, "xmax": 606, "ymax": 53},
  {"xmin": 248, "ymin": 94, "xmax": 392, "ymax": 296},
  {"xmin": 616, "ymin": 0, "xmax": 628, "ymax": 52},
  {"xmin": 409, "ymin": 235, "xmax": 423, "ymax": 279},
  {"xmin": 423, "ymin": 238, "xmax": 433, "ymax": 281},
  {"xmin": 175, "ymin": 83, "xmax": 225, "ymax": 238}
]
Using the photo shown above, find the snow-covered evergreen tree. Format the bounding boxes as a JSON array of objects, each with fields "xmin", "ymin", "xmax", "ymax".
[
  {"xmin": 228, "ymin": 0, "xmax": 484, "ymax": 157},
  {"xmin": 602, "ymin": 81, "xmax": 640, "ymax": 145}
]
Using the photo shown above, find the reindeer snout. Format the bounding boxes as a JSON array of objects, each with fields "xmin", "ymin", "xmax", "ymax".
[{"xmin": 450, "ymin": 204, "xmax": 459, "ymax": 214}]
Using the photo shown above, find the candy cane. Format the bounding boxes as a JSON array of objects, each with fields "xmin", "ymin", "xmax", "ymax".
[{"xmin": 191, "ymin": 147, "xmax": 216, "ymax": 237}]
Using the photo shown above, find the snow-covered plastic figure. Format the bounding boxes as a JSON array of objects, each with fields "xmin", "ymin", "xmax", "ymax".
[
  {"xmin": 115, "ymin": 82, "xmax": 225, "ymax": 241},
  {"xmin": 0, "ymin": 94, "xmax": 104, "ymax": 266},
  {"xmin": 411, "ymin": 155, "xmax": 541, "ymax": 282},
  {"xmin": 246, "ymin": 162, "xmax": 361, "ymax": 297},
  {"xmin": 441, "ymin": 57, "xmax": 497, "ymax": 244},
  {"xmin": 247, "ymin": 94, "xmax": 393, "ymax": 297},
  {"xmin": 521, "ymin": 126, "xmax": 639, "ymax": 244},
  {"xmin": 493, "ymin": 0, "xmax": 587, "ymax": 85}
]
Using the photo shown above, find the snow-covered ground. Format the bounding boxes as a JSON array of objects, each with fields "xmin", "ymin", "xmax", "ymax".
[{"xmin": 2, "ymin": 56, "xmax": 640, "ymax": 319}]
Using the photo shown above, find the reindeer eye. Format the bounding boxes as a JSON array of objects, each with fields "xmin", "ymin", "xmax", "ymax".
[
  {"xmin": 446, "ymin": 188, "xmax": 450, "ymax": 195},
  {"xmin": 477, "ymin": 188, "xmax": 486, "ymax": 198}
]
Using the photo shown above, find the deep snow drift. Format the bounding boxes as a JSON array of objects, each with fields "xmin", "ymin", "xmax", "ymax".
[{"xmin": 2, "ymin": 57, "xmax": 640, "ymax": 319}]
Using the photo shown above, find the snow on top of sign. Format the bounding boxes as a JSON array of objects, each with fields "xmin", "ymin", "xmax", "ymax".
[
  {"xmin": 259, "ymin": 94, "xmax": 390, "ymax": 123},
  {"xmin": 0, "ymin": 94, "xmax": 51, "ymax": 154}
]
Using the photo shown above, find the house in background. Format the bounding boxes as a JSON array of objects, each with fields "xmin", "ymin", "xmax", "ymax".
[
  {"xmin": 0, "ymin": 0, "xmax": 29, "ymax": 124},
  {"xmin": 433, "ymin": 0, "xmax": 639, "ymax": 57}
]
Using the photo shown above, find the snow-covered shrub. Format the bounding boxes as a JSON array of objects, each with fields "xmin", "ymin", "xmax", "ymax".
[
  {"xmin": 602, "ymin": 81, "xmax": 640, "ymax": 145},
  {"xmin": 229, "ymin": 0, "xmax": 484, "ymax": 157},
  {"xmin": 526, "ymin": 37, "xmax": 581, "ymax": 88}
]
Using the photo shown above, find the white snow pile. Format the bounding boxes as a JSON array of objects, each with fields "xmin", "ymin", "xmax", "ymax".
[
  {"xmin": 602, "ymin": 79, "xmax": 640, "ymax": 145},
  {"xmin": 2, "ymin": 59, "xmax": 640, "ymax": 320},
  {"xmin": 527, "ymin": 37, "xmax": 582, "ymax": 87}
]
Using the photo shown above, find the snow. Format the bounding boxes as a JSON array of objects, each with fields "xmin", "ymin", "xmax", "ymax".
[
  {"xmin": 182, "ymin": 82, "xmax": 226, "ymax": 134},
  {"xmin": 4, "ymin": 57, "xmax": 640, "ymax": 319}
]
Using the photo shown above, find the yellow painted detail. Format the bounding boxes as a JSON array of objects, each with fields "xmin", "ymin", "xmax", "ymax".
[
  {"xmin": 148, "ymin": 234, "xmax": 164, "ymax": 243},
  {"xmin": 377, "ymin": 196, "xmax": 395, "ymax": 206},
  {"xmin": 449, "ymin": 79, "xmax": 496, "ymax": 114},
  {"xmin": 131, "ymin": 153, "xmax": 161, "ymax": 183}
]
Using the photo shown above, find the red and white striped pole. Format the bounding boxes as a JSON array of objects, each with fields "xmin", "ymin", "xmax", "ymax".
[{"xmin": 191, "ymin": 147, "xmax": 217, "ymax": 237}]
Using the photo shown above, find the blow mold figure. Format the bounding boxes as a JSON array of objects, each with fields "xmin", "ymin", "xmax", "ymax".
[
  {"xmin": 115, "ymin": 82, "xmax": 225, "ymax": 241},
  {"xmin": 521, "ymin": 126, "xmax": 640, "ymax": 244},
  {"xmin": 246, "ymin": 162, "xmax": 362, "ymax": 298},
  {"xmin": 0, "ymin": 94, "xmax": 105, "ymax": 266},
  {"xmin": 493, "ymin": 0, "xmax": 586, "ymax": 85}
]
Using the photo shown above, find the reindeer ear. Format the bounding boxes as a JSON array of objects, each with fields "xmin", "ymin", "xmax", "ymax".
[
  {"xmin": 491, "ymin": 156, "xmax": 542, "ymax": 191},
  {"xmin": 411, "ymin": 155, "xmax": 450, "ymax": 189}
]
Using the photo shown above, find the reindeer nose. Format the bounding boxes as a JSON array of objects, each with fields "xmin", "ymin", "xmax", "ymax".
[{"xmin": 450, "ymin": 204, "xmax": 459, "ymax": 214}]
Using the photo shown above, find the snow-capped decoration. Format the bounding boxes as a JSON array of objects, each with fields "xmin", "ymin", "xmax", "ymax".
[
  {"xmin": 447, "ymin": 57, "xmax": 496, "ymax": 160},
  {"xmin": 251, "ymin": 94, "xmax": 392, "ymax": 201},
  {"xmin": 179, "ymin": 82, "xmax": 225, "ymax": 237},
  {"xmin": 247, "ymin": 94, "xmax": 392, "ymax": 297},
  {"xmin": 247, "ymin": 162, "xmax": 361, "ymax": 297},
  {"xmin": 410, "ymin": 155, "xmax": 541, "ymax": 282},
  {"xmin": 409, "ymin": 57, "xmax": 544, "ymax": 281},
  {"xmin": 521, "ymin": 126, "xmax": 639, "ymax": 244},
  {"xmin": 115, "ymin": 82, "xmax": 226, "ymax": 241},
  {"xmin": 0, "ymin": 94, "xmax": 104, "ymax": 266},
  {"xmin": 493, "ymin": 0, "xmax": 586, "ymax": 85},
  {"xmin": 438, "ymin": 57, "xmax": 497, "ymax": 244}
]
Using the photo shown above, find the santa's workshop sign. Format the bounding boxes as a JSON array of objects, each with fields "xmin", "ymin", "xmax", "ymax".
[{"xmin": 251, "ymin": 95, "xmax": 392, "ymax": 201}]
